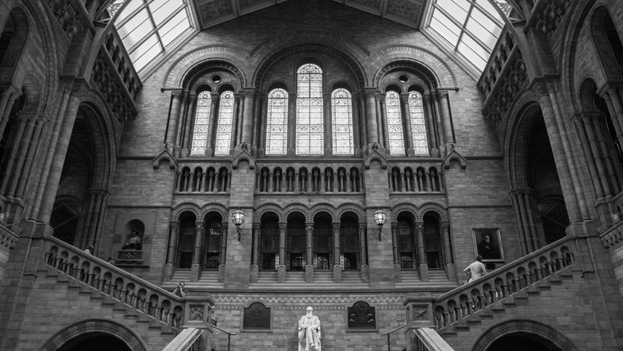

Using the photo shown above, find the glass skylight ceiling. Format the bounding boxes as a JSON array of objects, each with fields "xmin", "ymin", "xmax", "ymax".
[
  {"xmin": 108, "ymin": 0, "xmax": 193, "ymax": 72},
  {"xmin": 429, "ymin": 0, "xmax": 507, "ymax": 71}
]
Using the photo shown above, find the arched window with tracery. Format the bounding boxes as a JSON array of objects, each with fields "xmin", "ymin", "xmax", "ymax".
[
  {"xmin": 266, "ymin": 88, "xmax": 288, "ymax": 155},
  {"xmin": 296, "ymin": 64, "xmax": 323, "ymax": 155},
  {"xmin": 386, "ymin": 91, "xmax": 405, "ymax": 155},
  {"xmin": 214, "ymin": 90, "xmax": 234, "ymax": 156},
  {"xmin": 190, "ymin": 91, "xmax": 211, "ymax": 156},
  {"xmin": 409, "ymin": 91, "xmax": 429, "ymax": 155},
  {"xmin": 331, "ymin": 88, "xmax": 354, "ymax": 154}
]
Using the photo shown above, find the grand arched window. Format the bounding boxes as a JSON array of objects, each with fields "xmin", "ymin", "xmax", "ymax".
[
  {"xmin": 409, "ymin": 91, "xmax": 429, "ymax": 155},
  {"xmin": 190, "ymin": 91, "xmax": 211, "ymax": 156},
  {"xmin": 331, "ymin": 88, "xmax": 354, "ymax": 155},
  {"xmin": 296, "ymin": 64, "xmax": 323, "ymax": 155},
  {"xmin": 386, "ymin": 91, "xmax": 405, "ymax": 155},
  {"xmin": 266, "ymin": 88, "xmax": 288, "ymax": 155},
  {"xmin": 214, "ymin": 90, "xmax": 234, "ymax": 156}
]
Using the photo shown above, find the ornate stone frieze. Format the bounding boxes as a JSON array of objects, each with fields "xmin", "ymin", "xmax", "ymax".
[
  {"xmin": 529, "ymin": 0, "xmax": 571, "ymax": 37},
  {"xmin": 47, "ymin": 0, "xmax": 87, "ymax": 38},
  {"xmin": 199, "ymin": 0, "xmax": 234, "ymax": 23},
  {"xmin": 387, "ymin": 0, "xmax": 421, "ymax": 21}
]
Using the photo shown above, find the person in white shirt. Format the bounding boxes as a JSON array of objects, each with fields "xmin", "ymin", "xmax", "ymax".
[{"xmin": 464, "ymin": 255, "xmax": 488, "ymax": 283}]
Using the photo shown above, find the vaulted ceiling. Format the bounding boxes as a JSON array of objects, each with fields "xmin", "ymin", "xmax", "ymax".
[{"xmin": 194, "ymin": 0, "xmax": 429, "ymax": 30}]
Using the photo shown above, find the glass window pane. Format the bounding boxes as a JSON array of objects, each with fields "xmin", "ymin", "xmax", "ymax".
[
  {"xmin": 471, "ymin": 7, "xmax": 503, "ymax": 37},
  {"xmin": 466, "ymin": 16, "xmax": 499, "ymax": 50},
  {"xmin": 214, "ymin": 91, "xmax": 235, "ymax": 156},
  {"xmin": 409, "ymin": 91, "xmax": 429, "ymax": 155},
  {"xmin": 132, "ymin": 41, "xmax": 162, "ymax": 71},
  {"xmin": 462, "ymin": 34, "xmax": 490, "ymax": 61},
  {"xmin": 331, "ymin": 88, "xmax": 353, "ymax": 155},
  {"xmin": 386, "ymin": 91, "xmax": 405, "ymax": 156},
  {"xmin": 191, "ymin": 91, "xmax": 212, "ymax": 156},
  {"xmin": 117, "ymin": 9, "xmax": 150, "ymax": 40},
  {"xmin": 296, "ymin": 64, "xmax": 324, "ymax": 155},
  {"xmin": 115, "ymin": 0, "xmax": 143, "ymax": 23},
  {"xmin": 436, "ymin": 0, "xmax": 468, "ymax": 24},
  {"xmin": 458, "ymin": 41, "xmax": 487, "ymax": 70},
  {"xmin": 160, "ymin": 12, "xmax": 189, "ymax": 46},
  {"xmin": 152, "ymin": 0, "xmax": 184, "ymax": 24},
  {"xmin": 129, "ymin": 33, "xmax": 158, "ymax": 61},
  {"xmin": 122, "ymin": 19, "xmax": 155, "ymax": 51},
  {"xmin": 266, "ymin": 88, "xmax": 288, "ymax": 155},
  {"xmin": 476, "ymin": 0, "xmax": 504, "ymax": 23},
  {"xmin": 430, "ymin": 10, "xmax": 460, "ymax": 46}
]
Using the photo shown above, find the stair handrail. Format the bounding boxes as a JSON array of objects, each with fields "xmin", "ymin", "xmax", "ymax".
[
  {"xmin": 211, "ymin": 325, "xmax": 236, "ymax": 351},
  {"xmin": 42, "ymin": 236, "xmax": 214, "ymax": 328},
  {"xmin": 413, "ymin": 328, "xmax": 456, "ymax": 351},
  {"xmin": 430, "ymin": 235, "xmax": 576, "ymax": 330},
  {"xmin": 381, "ymin": 323, "xmax": 407, "ymax": 351},
  {"xmin": 162, "ymin": 328, "xmax": 203, "ymax": 351}
]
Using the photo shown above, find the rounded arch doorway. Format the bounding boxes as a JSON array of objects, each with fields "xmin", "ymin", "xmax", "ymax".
[
  {"xmin": 57, "ymin": 333, "xmax": 131, "ymax": 351},
  {"xmin": 486, "ymin": 333, "xmax": 562, "ymax": 351},
  {"xmin": 472, "ymin": 320, "xmax": 576, "ymax": 351}
]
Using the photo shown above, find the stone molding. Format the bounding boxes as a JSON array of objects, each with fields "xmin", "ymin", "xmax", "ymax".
[
  {"xmin": 471, "ymin": 319, "xmax": 577, "ymax": 351},
  {"xmin": 39, "ymin": 319, "xmax": 148, "ymax": 351}
]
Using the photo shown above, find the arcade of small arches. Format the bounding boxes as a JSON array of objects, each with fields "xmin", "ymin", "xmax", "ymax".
[{"xmin": 165, "ymin": 205, "xmax": 453, "ymax": 277}]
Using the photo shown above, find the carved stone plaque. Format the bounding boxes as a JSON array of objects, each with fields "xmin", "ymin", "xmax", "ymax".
[
  {"xmin": 347, "ymin": 301, "xmax": 376, "ymax": 329},
  {"xmin": 243, "ymin": 302, "xmax": 270, "ymax": 330}
]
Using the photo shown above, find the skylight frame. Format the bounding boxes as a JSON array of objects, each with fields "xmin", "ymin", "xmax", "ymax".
[
  {"xmin": 426, "ymin": 0, "xmax": 508, "ymax": 71},
  {"xmin": 108, "ymin": 0, "xmax": 198, "ymax": 75}
]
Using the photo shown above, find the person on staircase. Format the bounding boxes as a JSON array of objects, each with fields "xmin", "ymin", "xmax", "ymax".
[{"xmin": 464, "ymin": 255, "xmax": 488, "ymax": 283}]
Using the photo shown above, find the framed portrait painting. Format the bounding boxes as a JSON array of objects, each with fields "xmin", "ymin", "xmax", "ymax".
[{"xmin": 472, "ymin": 228, "xmax": 504, "ymax": 262}]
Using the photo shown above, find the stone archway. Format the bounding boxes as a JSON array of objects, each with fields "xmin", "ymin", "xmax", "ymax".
[
  {"xmin": 471, "ymin": 320, "xmax": 577, "ymax": 351},
  {"xmin": 40, "ymin": 319, "xmax": 147, "ymax": 351}
]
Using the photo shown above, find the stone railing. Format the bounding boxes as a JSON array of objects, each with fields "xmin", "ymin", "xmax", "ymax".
[
  {"xmin": 0, "ymin": 223, "xmax": 18, "ymax": 250},
  {"xmin": 387, "ymin": 163, "xmax": 444, "ymax": 193},
  {"xmin": 527, "ymin": 0, "xmax": 571, "ymax": 37},
  {"xmin": 255, "ymin": 162, "xmax": 365, "ymax": 194},
  {"xmin": 478, "ymin": 27, "xmax": 528, "ymax": 124},
  {"xmin": 431, "ymin": 236, "xmax": 575, "ymax": 329},
  {"xmin": 600, "ymin": 221, "xmax": 623, "ymax": 248},
  {"xmin": 412, "ymin": 328, "xmax": 455, "ymax": 351},
  {"xmin": 162, "ymin": 328, "xmax": 203, "ymax": 351},
  {"xmin": 43, "ymin": 236, "xmax": 186, "ymax": 328},
  {"xmin": 176, "ymin": 163, "xmax": 232, "ymax": 193},
  {"xmin": 92, "ymin": 29, "xmax": 142, "ymax": 123}
]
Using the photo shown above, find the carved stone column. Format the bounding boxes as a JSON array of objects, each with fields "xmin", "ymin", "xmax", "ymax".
[
  {"xmin": 288, "ymin": 93, "xmax": 297, "ymax": 156},
  {"xmin": 358, "ymin": 224, "xmax": 368, "ymax": 282},
  {"xmin": 219, "ymin": 221, "xmax": 228, "ymax": 282},
  {"xmin": 415, "ymin": 222, "xmax": 428, "ymax": 281},
  {"xmin": 333, "ymin": 222, "xmax": 342, "ymax": 283},
  {"xmin": 305, "ymin": 222, "xmax": 314, "ymax": 283},
  {"xmin": 364, "ymin": 88, "xmax": 379, "ymax": 145},
  {"xmin": 250, "ymin": 222, "xmax": 260, "ymax": 283},
  {"xmin": 436, "ymin": 90, "xmax": 454, "ymax": 155},
  {"xmin": 401, "ymin": 93, "xmax": 414, "ymax": 155},
  {"xmin": 324, "ymin": 92, "xmax": 332, "ymax": 155},
  {"xmin": 166, "ymin": 91, "xmax": 183, "ymax": 151},
  {"xmin": 205, "ymin": 93, "xmax": 219, "ymax": 157},
  {"xmin": 181, "ymin": 94, "xmax": 197, "ymax": 157},
  {"xmin": 377, "ymin": 93, "xmax": 389, "ymax": 150},
  {"xmin": 0, "ymin": 86, "xmax": 22, "ymax": 142},
  {"xmin": 191, "ymin": 222, "xmax": 205, "ymax": 282},
  {"xmin": 440, "ymin": 222, "xmax": 455, "ymax": 280},
  {"xmin": 258, "ymin": 94, "xmax": 268, "ymax": 156},
  {"xmin": 240, "ymin": 88, "xmax": 255, "ymax": 145},
  {"xmin": 278, "ymin": 221, "xmax": 287, "ymax": 283},
  {"xmin": 422, "ymin": 94, "xmax": 439, "ymax": 156},
  {"xmin": 165, "ymin": 222, "xmax": 180, "ymax": 281},
  {"xmin": 392, "ymin": 222, "xmax": 401, "ymax": 283}
]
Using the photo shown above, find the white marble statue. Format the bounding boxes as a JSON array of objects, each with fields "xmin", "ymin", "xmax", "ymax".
[{"xmin": 298, "ymin": 306, "xmax": 321, "ymax": 351}]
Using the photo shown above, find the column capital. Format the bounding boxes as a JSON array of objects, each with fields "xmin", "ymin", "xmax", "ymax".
[
  {"xmin": 242, "ymin": 87, "xmax": 256, "ymax": 99},
  {"xmin": 170, "ymin": 222, "xmax": 180, "ymax": 230},
  {"xmin": 333, "ymin": 222, "xmax": 341, "ymax": 229},
  {"xmin": 400, "ymin": 93, "xmax": 410, "ymax": 103},
  {"xmin": 531, "ymin": 82, "xmax": 551, "ymax": 98},
  {"xmin": 374, "ymin": 92, "xmax": 386, "ymax": 102},
  {"xmin": 171, "ymin": 90, "xmax": 184, "ymax": 99},
  {"xmin": 364, "ymin": 87, "xmax": 378, "ymax": 98},
  {"xmin": 435, "ymin": 90, "xmax": 449, "ymax": 99}
]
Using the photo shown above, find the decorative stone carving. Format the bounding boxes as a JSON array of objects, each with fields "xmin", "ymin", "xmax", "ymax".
[
  {"xmin": 347, "ymin": 301, "xmax": 376, "ymax": 329},
  {"xmin": 243, "ymin": 301, "xmax": 271, "ymax": 329},
  {"xmin": 188, "ymin": 305, "xmax": 204, "ymax": 321}
]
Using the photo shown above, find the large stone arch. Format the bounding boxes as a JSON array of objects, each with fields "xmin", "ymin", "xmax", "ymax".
[
  {"xmin": 39, "ymin": 319, "xmax": 148, "ymax": 351},
  {"xmin": 284, "ymin": 203, "xmax": 313, "ymax": 223},
  {"xmin": 371, "ymin": 49, "xmax": 457, "ymax": 88},
  {"xmin": 336, "ymin": 203, "xmax": 365, "ymax": 223},
  {"xmin": 255, "ymin": 203, "xmax": 284, "ymax": 222},
  {"xmin": 471, "ymin": 319, "xmax": 577, "ymax": 351},
  {"xmin": 310, "ymin": 203, "xmax": 337, "ymax": 222},
  {"xmin": 163, "ymin": 47, "xmax": 250, "ymax": 88},
  {"xmin": 418, "ymin": 202, "xmax": 448, "ymax": 223},
  {"xmin": 391, "ymin": 203, "xmax": 418, "ymax": 222},
  {"xmin": 171, "ymin": 203, "xmax": 201, "ymax": 222},
  {"xmin": 252, "ymin": 43, "xmax": 367, "ymax": 89},
  {"xmin": 199, "ymin": 203, "xmax": 228, "ymax": 222}
]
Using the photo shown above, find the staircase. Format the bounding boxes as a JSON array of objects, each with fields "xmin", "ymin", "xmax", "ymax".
[
  {"xmin": 396, "ymin": 269, "xmax": 457, "ymax": 289},
  {"xmin": 162, "ymin": 270, "xmax": 224, "ymax": 290},
  {"xmin": 419, "ymin": 236, "xmax": 579, "ymax": 349},
  {"xmin": 249, "ymin": 270, "xmax": 370, "ymax": 289},
  {"xmin": 40, "ymin": 236, "xmax": 213, "ymax": 350}
]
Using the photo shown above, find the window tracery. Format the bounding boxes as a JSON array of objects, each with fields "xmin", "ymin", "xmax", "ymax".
[
  {"xmin": 266, "ymin": 88, "xmax": 288, "ymax": 155},
  {"xmin": 190, "ymin": 91, "xmax": 211, "ymax": 156},
  {"xmin": 386, "ymin": 91, "xmax": 406, "ymax": 155},
  {"xmin": 296, "ymin": 64, "xmax": 323, "ymax": 155},
  {"xmin": 331, "ymin": 88, "xmax": 354, "ymax": 155},
  {"xmin": 409, "ymin": 91, "xmax": 429, "ymax": 155},
  {"xmin": 214, "ymin": 90, "xmax": 234, "ymax": 156}
]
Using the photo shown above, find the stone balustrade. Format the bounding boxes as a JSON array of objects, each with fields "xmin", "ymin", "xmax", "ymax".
[
  {"xmin": 176, "ymin": 164, "xmax": 231, "ymax": 193},
  {"xmin": 43, "ymin": 236, "xmax": 187, "ymax": 328},
  {"xmin": 430, "ymin": 236, "xmax": 575, "ymax": 329},
  {"xmin": 0, "ymin": 223, "xmax": 18, "ymax": 250},
  {"xmin": 527, "ymin": 0, "xmax": 571, "ymax": 37},
  {"xmin": 600, "ymin": 221, "xmax": 623, "ymax": 248},
  {"xmin": 256, "ymin": 163, "xmax": 364, "ymax": 194},
  {"xmin": 387, "ymin": 163, "xmax": 443, "ymax": 193}
]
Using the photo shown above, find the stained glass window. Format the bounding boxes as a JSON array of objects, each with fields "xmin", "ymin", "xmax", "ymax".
[
  {"xmin": 266, "ymin": 88, "xmax": 288, "ymax": 155},
  {"xmin": 386, "ymin": 91, "xmax": 405, "ymax": 155},
  {"xmin": 331, "ymin": 88, "xmax": 354, "ymax": 155},
  {"xmin": 214, "ymin": 90, "xmax": 234, "ymax": 156},
  {"xmin": 190, "ymin": 91, "xmax": 211, "ymax": 156},
  {"xmin": 296, "ymin": 64, "xmax": 323, "ymax": 155},
  {"xmin": 409, "ymin": 92, "xmax": 429, "ymax": 155}
]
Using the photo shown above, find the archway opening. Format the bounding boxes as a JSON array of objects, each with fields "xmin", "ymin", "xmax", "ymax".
[
  {"xmin": 486, "ymin": 332, "xmax": 563, "ymax": 351},
  {"xmin": 203, "ymin": 213, "xmax": 223, "ymax": 269},
  {"xmin": 287, "ymin": 212, "xmax": 306, "ymax": 271},
  {"xmin": 259, "ymin": 213, "xmax": 279, "ymax": 271},
  {"xmin": 57, "ymin": 333, "xmax": 131, "ymax": 351}
]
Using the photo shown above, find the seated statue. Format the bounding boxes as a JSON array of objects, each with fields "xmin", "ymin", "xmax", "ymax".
[
  {"xmin": 298, "ymin": 306, "xmax": 321, "ymax": 351},
  {"xmin": 122, "ymin": 229, "xmax": 141, "ymax": 250}
]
